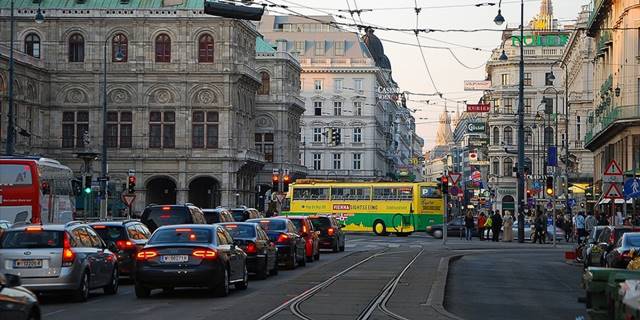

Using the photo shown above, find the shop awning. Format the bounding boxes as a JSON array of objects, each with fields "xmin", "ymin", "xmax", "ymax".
[{"xmin": 598, "ymin": 198, "xmax": 633, "ymax": 205}]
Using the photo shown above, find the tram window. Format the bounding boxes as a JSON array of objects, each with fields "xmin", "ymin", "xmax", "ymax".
[
  {"xmin": 331, "ymin": 187, "xmax": 370, "ymax": 200},
  {"xmin": 421, "ymin": 186, "xmax": 442, "ymax": 198},
  {"xmin": 373, "ymin": 187, "xmax": 413, "ymax": 201},
  {"xmin": 293, "ymin": 188, "xmax": 329, "ymax": 200}
]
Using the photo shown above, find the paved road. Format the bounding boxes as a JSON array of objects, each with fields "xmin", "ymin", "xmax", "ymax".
[{"xmin": 446, "ymin": 250, "xmax": 585, "ymax": 320}]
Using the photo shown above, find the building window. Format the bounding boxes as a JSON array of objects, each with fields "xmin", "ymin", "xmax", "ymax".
[
  {"xmin": 354, "ymin": 101, "xmax": 363, "ymax": 116},
  {"xmin": 255, "ymin": 133, "xmax": 274, "ymax": 162},
  {"xmin": 313, "ymin": 128, "xmax": 322, "ymax": 142},
  {"xmin": 492, "ymin": 158, "xmax": 499, "ymax": 175},
  {"xmin": 314, "ymin": 79, "xmax": 323, "ymax": 91},
  {"xmin": 353, "ymin": 127, "xmax": 362, "ymax": 143},
  {"xmin": 198, "ymin": 34, "xmax": 214, "ymax": 63},
  {"xmin": 544, "ymin": 126, "xmax": 554, "ymax": 145},
  {"xmin": 504, "ymin": 126, "xmax": 513, "ymax": 145},
  {"xmin": 155, "ymin": 33, "xmax": 171, "ymax": 63},
  {"xmin": 524, "ymin": 73, "xmax": 532, "ymax": 86},
  {"xmin": 354, "ymin": 79, "xmax": 363, "ymax": 92},
  {"xmin": 525, "ymin": 127, "xmax": 533, "ymax": 145},
  {"xmin": 314, "ymin": 101, "xmax": 322, "ymax": 116},
  {"xmin": 106, "ymin": 111, "xmax": 132, "ymax": 148},
  {"xmin": 576, "ymin": 116, "xmax": 581, "ymax": 142},
  {"xmin": 503, "ymin": 98, "xmax": 513, "ymax": 113},
  {"xmin": 501, "ymin": 74, "xmax": 509, "ymax": 86},
  {"xmin": 62, "ymin": 111, "xmax": 89, "ymax": 148},
  {"xmin": 192, "ymin": 111, "xmax": 219, "ymax": 149},
  {"xmin": 493, "ymin": 99, "xmax": 500, "ymax": 113},
  {"xmin": 314, "ymin": 41, "xmax": 325, "ymax": 56},
  {"xmin": 313, "ymin": 153, "xmax": 322, "ymax": 170},
  {"xmin": 333, "ymin": 153, "xmax": 342, "ymax": 170},
  {"xmin": 68, "ymin": 33, "xmax": 84, "ymax": 62},
  {"xmin": 492, "ymin": 126, "xmax": 499, "ymax": 145},
  {"xmin": 334, "ymin": 41, "xmax": 345, "ymax": 55},
  {"xmin": 503, "ymin": 158, "xmax": 513, "ymax": 177},
  {"xmin": 545, "ymin": 72, "xmax": 554, "ymax": 86},
  {"xmin": 294, "ymin": 40, "xmax": 305, "ymax": 54},
  {"xmin": 524, "ymin": 98, "xmax": 532, "ymax": 114},
  {"xmin": 258, "ymin": 72, "xmax": 270, "ymax": 95},
  {"xmin": 334, "ymin": 79, "xmax": 343, "ymax": 92},
  {"xmin": 111, "ymin": 33, "xmax": 128, "ymax": 62},
  {"xmin": 353, "ymin": 153, "xmax": 362, "ymax": 170},
  {"xmin": 24, "ymin": 33, "xmax": 41, "ymax": 58},
  {"xmin": 149, "ymin": 111, "xmax": 175, "ymax": 148},
  {"xmin": 333, "ymin": 101, "xmax": 342, "ymax": 116}
]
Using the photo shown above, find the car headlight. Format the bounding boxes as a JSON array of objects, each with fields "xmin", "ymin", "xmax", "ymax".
[{"xmin": 426, "ymin": 226, "xmax": 432, "ymax": 232}]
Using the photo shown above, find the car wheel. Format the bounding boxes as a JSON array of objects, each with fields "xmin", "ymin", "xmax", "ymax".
[
  {"xmin": 314, "ymin": 247, "xmax": 320, "ymax": 261},
  {"xmin": 257, "ymin": 257, "xmax": 268, "ymax": 280},
  {"xmin": 235, "ymin": 265, "xmax": 248, "ymax": 290},
  {"xmin": 298, "ymin": 248, "xmax": 307, "ymax": 267},
  {"xmin": 332, "ymin": 241, "xmax": 339, "ymax": 253},
  {"xmin": 27, "ymin": 308, "xmax": 39, "ymax": 320},
  {"xmin": 373, "ymin": 220, "xmax": 389, "ymax": 236},
  {"xmin": 214, "ymin": 268, "xmax": 230, "ymax": 297},
  {"xmin": 339, "ymin": 242, "xmax": 345, "ymax": 252},
  {"xmin": 433, "ymin": 229, "xmax": 443, "ymax": 239},
  {"xmin": 270, "ymin": 259, "xmax": 279, "ymax": 276},
  {"xmin": 306, "ymin": 253, "xmax": 313, "ymax": 263},
  {"xmin": 104, "ymin": 266, "xmax": 119, "ymax": 295},
  {"xmin": 73, "ymin": 272, "xmax": 90, "ymax": 302},
  {"xmin": 134, "ymin": 282, "xmax": 151, "ymax": 298}
]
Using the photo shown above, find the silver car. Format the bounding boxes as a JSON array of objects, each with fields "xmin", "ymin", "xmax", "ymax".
[{"xmin": 0, "ymin": 222, "xmax": 119, "ymax": 302}]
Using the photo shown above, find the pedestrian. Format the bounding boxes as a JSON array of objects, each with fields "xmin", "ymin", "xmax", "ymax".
[
  {"xmin": 502, "ymin": 211, "xmax": 514, "ymax": 242},
  {"xmin": 584, "ymin": 211, "xmax": 597, "ymax": 239},
  {"xmin": 575, "ymin": 212, "xmax": 586, "ymax": 243},
  {"xmin": 534, "ymin": 212, "xmax": 546, "ymax": 244},
  {"xmin": 484, "ymin": 213, "xmax": 493, "ymax": 241},
  {"xmin": 615, "ymin": 210, "xmax": 624, "ymax": 226},
  {"xmin": 478, "ymin": 212, "xmax": 487, "ymax": 241},
  {"xmin": 491, "ymin": 210, "xmax": 502, "ymax": 242},
  {"xmin": 464, "ymin": 211, "xmax": 475, "ymax": 241}
]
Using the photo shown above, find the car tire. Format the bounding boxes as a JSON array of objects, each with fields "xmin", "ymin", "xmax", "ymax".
[
  {"xmin": 214, "ymin": 269, "xmax": 230, "ymax": 297},
  {"xmin": 332, "ymin": 241, "xmax": 340, "ymax": 253},
  {"xmin": 306, "ymin": 253, "xmax": 313, "ymax": 263},
  {"xmin": 373, "ymin": 220, "xmax": 389, "ymax": 236},
  {"xmin": 235, "ymin": 265, "xmax": 248, "ymax": 290},
  {"xmin": 339, "ymin": 242, "xmax": 345, "ymax": 252},
  {"xmin": 298, "ymin": 249, "xmax": 307, "ymax": 267},
  {"xmin": 73, "ymin": 272, "xmax": 90, "ymax": 302},
  {"xmin": 314, "ymin": 248, "xmax": 320, "ymax": 261},
  {"xmin": 269, "ymin": 260, "xmax": 279, "ymax": 276},
  {"xmin": 27, "ymin": 308, "xmax": 39, "ymax": 320},
  {"xmin": 134, "ymin": 282, "xmax": 151, "ymax": 298},
  {"xmin": 433, "ymin": 229, "xmax": 443, "ymax": 239},
  {"xmin": 104, "ymin": 266, "xmax": 119, "ymax": 295},
  {"xmin": 257, "ymin": 258, "xmax": 268, "ymax": 280}
]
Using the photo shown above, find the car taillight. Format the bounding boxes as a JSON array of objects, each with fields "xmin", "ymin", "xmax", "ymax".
[
  {"xmin": 62, "ymin": 233, "xmax": 75, "ymax": 267},
  {"xmin": 192, "ymin": 249, "xmax": 217, "ymax": 259},
  {"xmin": 136, "ymin": 250, "xmax": 158, "ymax": 260},
  {"xmin": 116, "ymin": 240, "xmax": 135, "ymax": 251},
  {"xmin": 327, "ymin": 228, "xmax": 335, "ymax": 236},
  {"xmin": 610, "ymin": 233, "xmax": 616, "ymax": 245},
  {"xmin": 246, "ymin": 242, "xmax": 257, "ymax": 254},
  {"xmin": 302, "ymin": 225, "xmax": 308, "ymax": 233},
  {"xmin": 277, "ymin": 233, "xmax": 289, "ymax": 243}
]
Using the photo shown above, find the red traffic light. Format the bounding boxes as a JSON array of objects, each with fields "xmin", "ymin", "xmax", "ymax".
[
  {"xmin": 272, "ymin": 175, "xmax": 279, "ymax": 182},
  {"xmin": 283, "ymin": 175, "xmax": 291, "ymax": 183},
  {"xmin": 441, "ymin": 176, "xmax": 448, "ymax": 184}
]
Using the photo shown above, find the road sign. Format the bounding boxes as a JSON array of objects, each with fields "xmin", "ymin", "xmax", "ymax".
[
  {"xmin": 450, "ymin": 187, "xmax": 460, "ymax": 196},
  {"xmin": 604, "ymin": 160, "xmax": 623, "ymax": 176},
  {"xmin": 548, "ymin": 147, "xmax": 557, "ymax": 167},
  {"xmin": 602, "ymin": 175, "xmax": 624, "ymax": 183},
  {"xmin": 121, "ymin": 194, "xmax": 136, "ymax": 207},
  {"xmin": 449, "ymin": 172, "xmax": 462, "ymax": 185},
  {"xmin": 604, "ymin": 183, "xmax": 624, "ymax": 199},
  {"xmin": 546, "ymin": 200, "xmax": 553, "ymax": 209},
  {"xmin": 568, "ymin": 199, "xmax": 576, "ymax": 207},
  {"xmin": 624, "ymin": 178, "xmax": 640, "ymax": 199}
]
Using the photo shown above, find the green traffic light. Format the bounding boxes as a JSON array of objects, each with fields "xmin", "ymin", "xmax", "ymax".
[{"xmin": 84, "ymin": 187, "xmax": 91, "ymax": 194}]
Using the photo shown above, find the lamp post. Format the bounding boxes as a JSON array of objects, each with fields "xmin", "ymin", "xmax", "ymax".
[{"xmin": 494, "ymin": 0, "xmax": 525, "ymax": 242}]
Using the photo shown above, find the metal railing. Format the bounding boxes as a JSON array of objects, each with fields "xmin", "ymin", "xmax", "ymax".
[{"xmin": 585, "ymin": 104, "xmax": 640, "ymax": 144}]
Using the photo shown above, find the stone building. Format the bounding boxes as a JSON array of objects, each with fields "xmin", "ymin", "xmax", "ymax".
[{"xmin": 0, "ymin": 0, "xmax": 303, "ymax": 215}]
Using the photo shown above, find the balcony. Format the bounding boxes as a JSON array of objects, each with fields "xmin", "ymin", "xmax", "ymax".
[
  {"xmin": 587, "ymin": 0, "xmax": 611, "ymax": 36},
  {"xmin": 585, "ymin": 104, "xmax": 640, "ymax": 150},
  {"xmin": 596, "ymin": 30, "xmax": 612, "ymax": 55}
]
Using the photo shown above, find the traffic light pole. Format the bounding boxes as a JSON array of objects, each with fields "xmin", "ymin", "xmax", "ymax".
[{"xmin": 443, "ymin": 170, "xmax": 448, "ymax": 246}]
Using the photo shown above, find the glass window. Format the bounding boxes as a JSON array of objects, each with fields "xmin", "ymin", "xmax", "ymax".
[
  {"xmin": 354, "ymin": 79, "xmax": 363, "ymax": 91},
  {"xmin": 334, "ymin": 41, "xmax": 345, "ymax": 55},
  {"xmin": 314, "ymin": 101, "xmax": 322, "ymax": 116},
  {"xmin": 150, "ymin": 111, "xmax": 175, "ymax": 149},
  {"xmin": 333, "ymin": 101, "xmax": 342, "ymax": 116},
  {"xmin": 222, "ymin": 224, "xmax": 256, "ymax": 239},
  {"xmin": 111, "ymin": 33, "xmax": 128, "ymax": 62},
  {"xmin": 150, "ymin": 228, "xmax": 212, "ymax": 244},
  {"xmin": 333, "ymin": 153, "xmax": 341, "ymax": 170},
  {"xmin": 501, "ymin": 74, "xmax": 509, "ymax": 86},
  {"xmin": 421, "ymin": 186, "xmax": 442, "ymax": 198},
  {"xmin": 524, "ymin": 73, "xmax": 532, "ymax": 86},
  {"xmin": 334, "ymin": 79, "xmax": 343, "ymax": 91},
  {"xmin": 292, "ymin": 188, "xmax": 329, "ymax": 200},
  {"xmin": 294, "ymin": 40, "xmax": 305, "ymax": 54},
  {"xmin": 313, "ymin": 128, "xmax": 322, "ymax": 143},
  {"xmin": 504, "ymin": 127, "xmax": 513, "ymax": 145},
  {"xmin": 353, "ymin": 153, "xmax": 362, "ymax": 170},
  {"xmin": 0, "ymin": 164, "xmax": 33, "ymax": 185},
  {"xmin": 504, "ymin": 99, "xmax": 513, "ymax": 113},
  {"xmin": 24, "ymin": 33, "xmax": 41, "ymax": 58},
  {"xmin": 353, "ymin": 128, "xmax": 362, "ymax": 143},
  {"xmin": 198, "ymin": 34, "xmax": 214, "ymax": 63},
  {"xmin": 258, "ymin": 72, "xmax": 270, "ymax": 95},
  {"xmin": 373, "ymin": 187, "xmax": 413, "ymax": 201},
  {"xmin": 62, "ymin": 111, "xmax": 89, "ymax": 148},
  {"xmin": 545, "ymin": 72, "xmax": 554, "ymax": 86},
  {"xmin": 69, "ymin": 33, "xmax": 84, "ymax": 62},
  {"xmin": 192, "ymin": 111, "xmax": 219, "ymax": 149},
  {"xmin": 0, "ymin": 230, "xmax": 64, "ymax": 248},
  {"xmin": 85, "ymin": 227, "xmax": 105, "ymax": 248},
  {"xmin": 330, "ymin": 187, "xmax": 370, "ymax": 200},
  {"xmin": 314, "ymin": 80, "xmax": 323, "ymax": 91},
  {"xmin": 492, "ymin": 127, "xmax": 500, "ymax": 145},
  {"xmin": 313, "ymin": 153, "xmax": 322, "ymax": 170},
  {"xmin": 503, "ymin": 158, "xmax": 513, "ymax": 177},
  {"xmin": 155, "ymin": 33, "xmax": 171, "ymax": 63},
  {"xmin": 354, "ymin": 101, "xmax": 363, "ymax": 116},
  {"xmin": 314, "ymin": 41, "xmax": 325, "ymax": 56}
]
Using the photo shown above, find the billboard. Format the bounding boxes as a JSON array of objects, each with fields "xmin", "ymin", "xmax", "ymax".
[{"xmin": 464, "ymin": 80, "xmax": 492, "ymax": 91}]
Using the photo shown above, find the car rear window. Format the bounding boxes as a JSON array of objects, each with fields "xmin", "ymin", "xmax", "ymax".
[
  {"xmin": 310, "ymin": 217, "xmax": 331, "ymax": 229},
  {"xmin": 1, "ymin": 230, "xmax": 63, "ymax": 248},
  {"xmin": 250, "ymin": 220, "xmax": 286, "ymax": 231},
  {"xmin": 231, "ymin": 210, "xmax": 246, "ymax": 221},
  {"xmin": 92, "ymin": 226, "xmax": 126, "ymax": 242},
  {"xmin": 203, "ymin": 211, "xmax": 222, "ymax": 224},
  {"xmin": 615, "ymin": 228, "xmax": 633, "ymax": 240},
  {"xmin": 624, "ymin": 234, "xmax": 640, "ymax": 247},
  {"xmin": 143, "ymin": 207, "xmax": 191, "ymax": 231},
  {"xmin": 290, "ymin": 219, "xmax": 304, "ymax": 231},
  {"xmin": 149, "ymin": 228, "xmax": 211, "ymax": 244},
  {"xmin": 222, "ymin": 224, "xmax": 256, "ymax": 239}
]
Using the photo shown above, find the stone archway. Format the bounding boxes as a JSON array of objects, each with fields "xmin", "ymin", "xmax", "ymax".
[
  {"xmin": 146, "ymin": 177, "xmax": 177, "ymax": 205},
  {"xmin": 188, "ymin": 176, "xmax": 220, "ymax": 209}
]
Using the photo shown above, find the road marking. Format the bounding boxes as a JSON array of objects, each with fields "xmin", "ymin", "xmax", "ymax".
[
  {"xmin": 43, "ymin": 309, "xmax": 66, "ymax": 317},
  {"xmin": 387, "ymin": 244, "xmax": 400, "ymax": 248},
  {"xmin": 410, "ymin": 245, "xmax": 423, "ymax": 248}
]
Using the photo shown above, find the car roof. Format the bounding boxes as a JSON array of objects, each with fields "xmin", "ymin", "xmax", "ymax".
[
  {"xmin": 285, "ymin": 216, "xmax": 308, "ymax": 220},
  {"xmin": 217, "ymin": 222, "xmax": 257, "ymax": 227},
  {"xmin": 88, "ymin": 220, "xmax": 140, "ymax": 226},
  {"xmin": 8, "ymin": 224, "xmax": 71, "ymax": 232},
  {"xmin": 247, "ymin": 217, "xmax": 289, "ymax": 222},
  {"xmin": 155, "ymin": 224, "xmax": 218, "ymax": 231}
]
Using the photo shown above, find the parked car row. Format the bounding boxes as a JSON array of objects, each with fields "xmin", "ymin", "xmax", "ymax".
[{"xmin": 581, "ymin": 226, "xmax": 640, "ymax": 269}]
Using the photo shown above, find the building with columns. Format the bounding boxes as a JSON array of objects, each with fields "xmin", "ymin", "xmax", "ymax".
[{"xmin": 0, "ymin": 0, "xmax": 304, "ymax": 215}]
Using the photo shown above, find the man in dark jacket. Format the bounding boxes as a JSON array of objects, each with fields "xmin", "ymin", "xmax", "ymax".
[{"xmin": 492, "ymin": 210, "xmax": 503, "ymax": 242}]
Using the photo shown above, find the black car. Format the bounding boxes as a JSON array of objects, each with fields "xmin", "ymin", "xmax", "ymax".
[
  {"xmin": 219, "ymin": 223, "xmax": 278, "ymax": 279},
  {"xmin": 0, "ymin": 274, "xmax": 39, "ymax": 320},
  {"xmin": 246, "ymin": 218, "xmax": 306, "ymax": 269},
  {"xmin": 89, "ymin": 220, "xmax": 151, "ymax": 278},
  {"xmin": 230, "ymin": 207, "xmax": 261, "ymax": 222},
  {"xmin": 587, "ymin": 226, "xmax": 640, "ymax": 267},
  {"xmin": 134, "ymin": 224, "xmax": 248, "ymax": 298},
  {"xmin": 426, "ymin": 217, "xmax": 477, "ymax": 239},
  {"xmin": 309, "ymin": 215, "xmax": 345, "ymax": 252},
  {"xmin": 202, "ymin": 208, "xmax": 235, "ymax": 224},
  {"xmin": 141, "ymin": 204, "xmax": 207, "ymax": 232},
  {"xmin": 604, "ymin": 232, "xmax": 640, "ymax": 268}
]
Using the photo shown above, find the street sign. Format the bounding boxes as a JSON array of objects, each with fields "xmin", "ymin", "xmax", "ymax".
[
  {"xmin": 121, "ymin": 194, "xmax": 136, "ymax": 207},
  {"xmin": 568, "ymin": 199, "xmax": 576, "ymax": 207},
  {"xmin": 97, "ymin": 176, "xmax": 110, "ymax": 182},
  {"xmin": 604, "ymin": 183, "xmax": 624, "ymax": 199},
  {"xmin": 449, "ymin": 172, "xmax": 462, "ymax": 185},
  {"xmin": 548, "ymin": 146, "xmax": 557, "ymax": 167},
  {"xmin": 602, "ymin": 175, "xmax": 624, "ymax": 183},
  {"xmin": 466, "ymin": 104, "xmax": 491, "ymax": 112},
  {"xmin": 624, "ymin": 178, "xmax": 640, "ymax": 199},
  {"xmin": 604, "ymin": 160, "xmax": 624, "ymax": 176},
  {"xmin": 450, "ymin": 186, "xmax": 460, "ymax": 196},
  {"xmin": 467, "ymin": 122, "xmax": 486, "ymax": 133},
  {"xmin": 546, "ymin": 166, "xmax": 556, "ymax": 175}
]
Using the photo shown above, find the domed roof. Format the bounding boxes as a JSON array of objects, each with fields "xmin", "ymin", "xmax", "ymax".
[{"xmin": 362, "ymin": 28, "xmax": 392, "ymax": 70}]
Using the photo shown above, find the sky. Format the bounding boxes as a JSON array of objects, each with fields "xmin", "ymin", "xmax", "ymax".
[{"xmin": 264, "ymin": 0, "xmax": 587, "ymax": 151}]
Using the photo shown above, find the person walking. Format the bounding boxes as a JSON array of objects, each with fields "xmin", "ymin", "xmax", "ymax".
[
  {"xmin": 502, "ymin": 211, "xmax": 514, "ymax": 242},
  {"xmin": 615, "ymin": 210, "xmax": 624, "ymax": 226},
  {"xmin": 584, "ymin": 211, "xmax": 597, "ymax": 239},
  {"xmin": 491, "ymin": 211, "xmax": 503, "ymax": 242},
  {"xmin": 575, "ymin": 212, "xmax": 586, "ymax": 243},
  {"xmin": 478, "ymin": 212, "xmax": 487, "ymax": 241},
  {"xmin": 534, "ymin": 212, "xmax": 546, "ymax": 244},
  {"xmin": 484, "ymin": 213, "xmax": 493, "ymax": 241},
  {"xmin": 464, "ymin": 211, "xmax": 475, "ymax": 241}
]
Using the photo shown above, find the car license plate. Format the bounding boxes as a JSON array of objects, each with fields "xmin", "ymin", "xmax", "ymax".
[
  {"xmin": 14, "ymin": 259, "xmax": 43, "ymax": 269},
  {"xmin": 160, "ymin": 255, "xmax": 188, "ymax": 263}
]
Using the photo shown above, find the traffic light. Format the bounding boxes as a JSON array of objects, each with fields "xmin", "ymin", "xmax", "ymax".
[
  {"xmin": 332, "ymin": 128, "xmax": 341, "ymax": 146},
  {"xmin": 545, "ymin": 176, "xmax": 554, "ymax": 196},
  {"xmin": 283, "ymin": 174, "xmax": 291, "ymax": 192},
  {"xmin": 84, "ymin": 175, "xmax": 92, "ymax": 194},
  {"xmin": 526, "ymin": 189, "xmax": 532, "ymax": 199},
  {"xmin": 272, "ymin": 174, "xmax": 279, "ymax": 192},
  {"xmin": 127, "ymin": 175, "xmax": 136, "ymax": 194},
  {"xmin": 441, "ymin": 175, "xmax": 449, "ymax": 194}
]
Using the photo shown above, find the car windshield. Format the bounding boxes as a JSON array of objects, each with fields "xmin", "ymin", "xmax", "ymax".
[
  {"xmin": 92, "ymin": 226, "xmax": 126, "ymax": 242},
  {"xmin": 143, "ymin": 207, "xmax": 191, "ymax": 231},
  {"xmin": 203, "ymin": 211, "xmax": 222, "ymax": 224},
  {"xmin": 624, "ymin": 234, "xmax": 640, "ymax": 247},
  {"xmin": 290, "ymin": 219, "xmax": 304, "ymax": 231},
  {"xmin": 310, "ymin": 218, "xmax": 331, "ymax": 229},
  {"xmin": 251, "ymin": 220, "xmax": 286, "ymax": 231},
  {"xmin": 222, "ymin": 224, "xmax": 256, "ymax": 239},
  {"xmin": 0, "ymin": 230, "xmax": 63, "ymax": 248},
  {"xmin": 149, "ymin": 228, "xmax": 211, "ymax": 244},
  {"xmin": 231, "ymin": 210, "xmax": 246, "ymax": 221}
]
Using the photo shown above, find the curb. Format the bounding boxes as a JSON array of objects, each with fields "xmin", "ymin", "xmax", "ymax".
[{"xmin": 424, "ymin": 254, "xmax": 466, "ymax": 320}]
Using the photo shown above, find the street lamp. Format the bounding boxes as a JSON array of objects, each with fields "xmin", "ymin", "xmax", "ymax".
[
  {"xmin": 494, "ymin": 9, "xmax": 505, "ymax": 25},
  {"xmin": 499, "ymin": 50, "xmax": 508, "ymax": 61}
]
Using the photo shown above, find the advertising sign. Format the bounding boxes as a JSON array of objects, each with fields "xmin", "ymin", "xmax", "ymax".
[
  {"xmin": 467, "ymin": 104, "xmax": 491, "ymax": 113},
  {"xmin": 467, "ymin": 122, "xmax": 486, "ymax": 133},
  {"xmin": 511, "ymin": 34, "xmax": 570, "ymax": 47},
  {"xmin": 464, "ymin": 80, "xmax": 492, "ymax": 91}
]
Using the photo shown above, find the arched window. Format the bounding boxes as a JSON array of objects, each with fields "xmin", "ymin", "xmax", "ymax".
[
  {"xmin": 525, "ymin": 127, "xmax": 533, "ymax": 145},
  {"xmin": 24, "ymin": 33, "xmax": 41, "ymax": 58},
  {"xmin": 68, "ymin": 33, "xmax": 84, "ymax": 62},
  {"xmin": 544, "ymin": 126, "xmax": 554, "ymax": 145},
  {"xmin": 504, "ymin": 126, "xmax": 513, "ymax": 145},
  {"xmin": 155, "ymin": 33, "xmax": 171, "ymax": 63},
  {"xmin": 492, "ymin": 126, "xmax": 500, "ymax": 145},
  {"xmin": 503, "ymin": 158, "xmax": 513, "ymax": 177},
  {"xmin": 492, "ymin": 158, "xmax": 499, "ymax": 175},
  {"xmin": 198, "ymin": 34, "xmax": 214, "ymax": 63},
  {"xmin": 111, "ymin": 33, "xmax": 128, "ymax": 62},
  {"xmin": 258, "ymin": 72, "xmax": 270, "ymax": 95}
]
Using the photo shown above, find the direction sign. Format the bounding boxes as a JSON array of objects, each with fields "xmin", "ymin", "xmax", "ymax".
[
  {"xmin": 604, "ymin": 160, "xmax": 623, "ymax": 176},
  {"xmin": 602, "ymin": 175, "xmax": 624, "ymax": 183},
  {"xmin": 624, "ymin": 178, "xmax": 640, "ymax": 199},
  {"xmin": 604, "ymin": 183, "xmax": 624, "ymax": 199},
  {"xmin": 449, "ymin": 172, "xmax": 462, "ymax": 185},
  {"xmin": 121, "ymin": 194, "xmax": 136, "ymax": 207}
]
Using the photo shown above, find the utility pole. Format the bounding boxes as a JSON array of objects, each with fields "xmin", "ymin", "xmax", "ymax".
[
  {"xmin": 5, "ymin": 0, "xmax": 16, "ymax": 155},
  {"xmin": 516, "ymin": 0, "xmax": 526, "ymax": 242}
]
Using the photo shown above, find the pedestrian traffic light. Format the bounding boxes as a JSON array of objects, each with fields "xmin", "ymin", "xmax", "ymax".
[
  {"xmin": 440, "ymin": 175, "xmax": 449, "ymax": 194},
  {"xmin": 272, "ymin": 174, "xmax": 279, "ymax": 192},
  {"xmin": 84, "ymin": 175, "xmax": 92, "ymax": 194},
  {"xmin": 545, "ymin": 176, "xmax": 554, "ymax": 196},
  {"xmin": 127, "ymin": 175, "xmax": 136, "ymax": 194},
  {"xmin": 332, "ymin": 128, "xmax": 341, "ymax": 146},
  {"xmin": 283, "ymin": 174, "xmax": 291, "ymax": 192}
]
